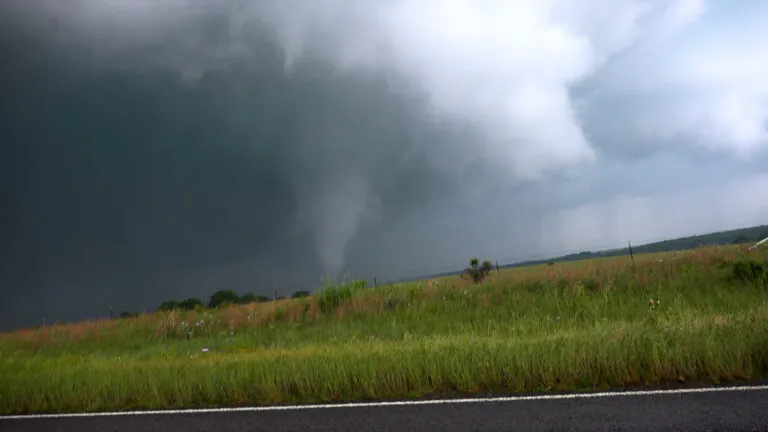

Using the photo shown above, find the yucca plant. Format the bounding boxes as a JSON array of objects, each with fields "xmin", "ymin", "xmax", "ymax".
[{"xmin": 462, "ymin": 257, "xmax": 493, "ymax": 283}]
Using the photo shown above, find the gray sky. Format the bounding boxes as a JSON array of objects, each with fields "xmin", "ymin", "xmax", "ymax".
[{"xmin": 1, "ymin": 0, "xmax": 767, "ymax": 330}]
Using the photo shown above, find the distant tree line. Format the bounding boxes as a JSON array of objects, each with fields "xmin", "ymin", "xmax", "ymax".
[
  {"xmin": 112, "ymin": 285, "xmax": 353, "ymax": 318},
  {"xmin": 501, "ymin": 224, "xmax": 768, "ymax": 270},
  {"xmin": 156, "ymin": 289, "xmax": 314, "ymax": 312}
]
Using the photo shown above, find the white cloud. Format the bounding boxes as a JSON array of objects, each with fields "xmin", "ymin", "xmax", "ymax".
[
  {"xmin": 232, "ymin": 0, "xmax": 768, "ymax": 176},
  {"xmin": 577, "ymin": 1, "xmax": 768, "ymax": 157},
  {"xmin": 260, "ymin": 0, "xmax": 706, "ymax": 181},
  {"xmin": 543, "ymin": 173, "xmax": 768, "ymax": 253},
  {"xmin": 9, "ymin": 0, "xmax": 732, "ymax": 180}
]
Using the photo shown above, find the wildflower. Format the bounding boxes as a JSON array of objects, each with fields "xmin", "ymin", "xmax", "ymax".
[{"xmin": 201, "ymin": 348, "xmax": 209, "ymax": 353}]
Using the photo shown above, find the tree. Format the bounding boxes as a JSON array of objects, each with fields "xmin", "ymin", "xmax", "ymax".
[
  {"xmin": 179, "ymin": 297, "xmax": 203, "ymax": 310},
  {"xmin": 292, "ymin": 290, "xmax": 311, "ymax": 299},
  {"xmin": 236, "ymin": 293, "xmax": 257, "ymax": 304},
  {"xmin": 158, "ymin": 300, "xmax": 180, "ymax": 312},
  {"xmin": 119, "ymin": 311, "xmax": 138, "ymax": 319},
  {"xmin": 208, "ymin": 290, "xmax": 241, "ymax": 308}
]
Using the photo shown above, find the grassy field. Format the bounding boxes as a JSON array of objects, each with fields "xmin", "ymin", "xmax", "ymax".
[{"xmin": 1, "ymin": 244, "xmax": 767, "ymax": 415}]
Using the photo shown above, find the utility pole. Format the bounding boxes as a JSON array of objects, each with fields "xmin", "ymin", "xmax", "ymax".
[{"xmin": 109, "ymin": 306, "xmax": 114, "ymax": 320}]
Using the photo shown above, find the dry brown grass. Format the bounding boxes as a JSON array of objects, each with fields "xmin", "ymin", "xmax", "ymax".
[{"xmin": 2, "ymin": 243, "xmax": 763, "ymax": 349}]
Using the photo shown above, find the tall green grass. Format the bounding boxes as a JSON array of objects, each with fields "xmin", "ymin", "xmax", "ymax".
[{"xmin": 1, "ymin": 245, "xmax": 767, "ymax": 414}]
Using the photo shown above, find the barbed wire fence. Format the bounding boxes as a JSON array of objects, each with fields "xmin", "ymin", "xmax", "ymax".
[{"xmin": 358, "ymin": 228, "xmax": 768, "ymax": 288}]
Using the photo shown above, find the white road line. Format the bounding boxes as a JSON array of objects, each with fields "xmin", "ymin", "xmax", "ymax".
[{"xmin": 3, "ymin": 385, "xmax": 767, "ymax": 420}]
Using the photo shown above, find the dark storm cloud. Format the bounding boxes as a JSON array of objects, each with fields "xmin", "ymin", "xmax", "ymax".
[
  {"xmin": 1, "ymin": 0, "xmax": 767, "ymax": 330},
  {"xmin": 0, "ymin": 6, "xmax": 491, "ymax": 329}
]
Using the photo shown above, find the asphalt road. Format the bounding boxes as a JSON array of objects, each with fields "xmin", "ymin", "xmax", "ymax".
[{"xmin": 2, "ymin": 386, "xmax": 767, "ymax": 432}]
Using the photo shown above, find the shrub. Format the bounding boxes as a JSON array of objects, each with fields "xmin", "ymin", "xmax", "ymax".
[
  {"xmin": 158, "ymin": 297, "xmax": 204, "ymax": 312},
  {"xmin": 317, "ymin": 279, "xmax": 367, "ymax": 314},
  {"xmin": 236, "ymin": 293, "xmax": 267, "ymax": 304},
  {"xmin": 729, "ymin": 259, "xmax": 767, "ymax": 286}
]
